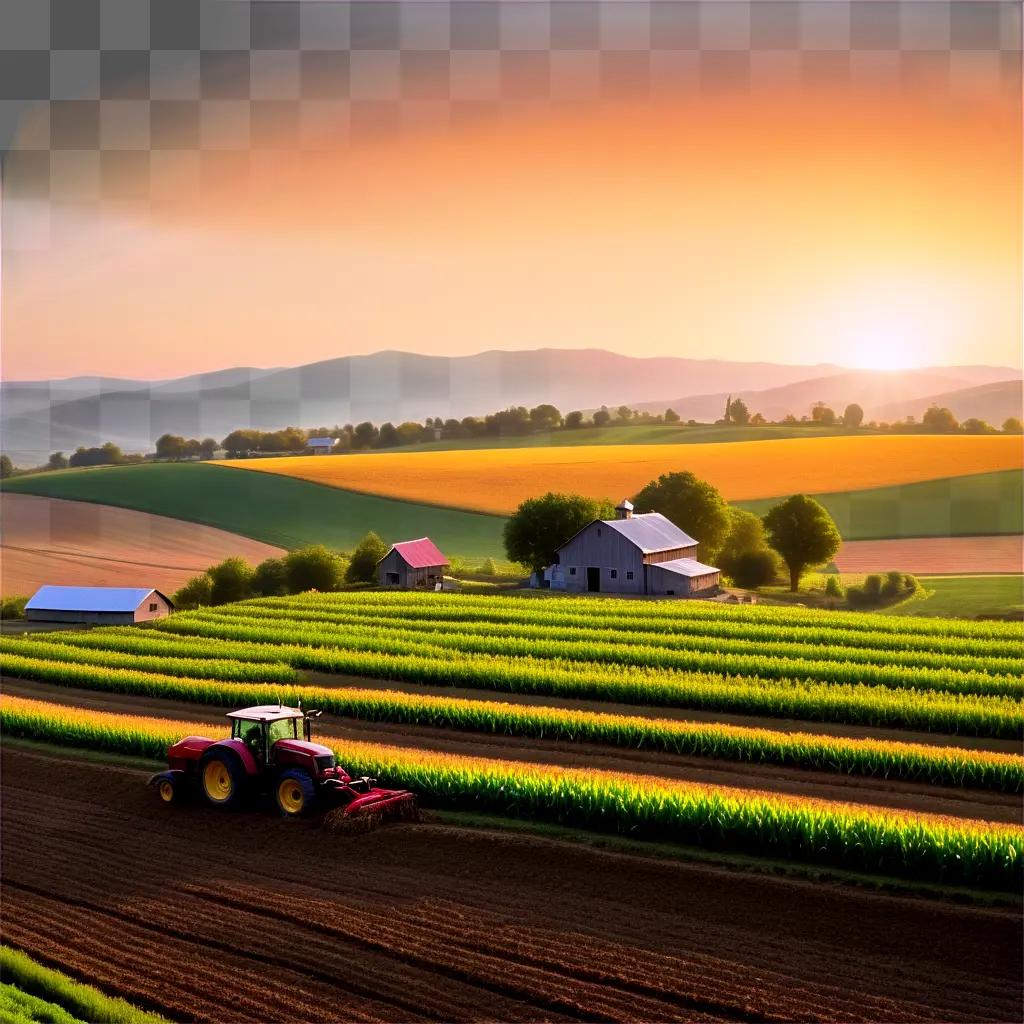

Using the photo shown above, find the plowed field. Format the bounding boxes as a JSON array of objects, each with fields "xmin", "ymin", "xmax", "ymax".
[
  {"xmin": 834, "ymin": 536, "xmax": 1024, "ymax": 575},
  {"xmin": 0, "ymin": 493, "xmax": 284, "ymax": 596},
  {"xmin": 3, "ymin": 747, "xmax": 1021, "ymax": 1023},
  {"xmin": 220, "ymin": 435, "xmax": 1023, "ymax": 515}
]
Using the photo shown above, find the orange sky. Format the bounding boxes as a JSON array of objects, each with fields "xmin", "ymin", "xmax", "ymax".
[{"xmin": 3, "ymin": 82, "xmax": 1020, "ymax": 380}]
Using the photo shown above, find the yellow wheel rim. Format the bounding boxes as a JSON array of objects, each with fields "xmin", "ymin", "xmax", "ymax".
[
  {"xmin": 278, "ymin": 779, "xmax": 305, "ymax": 815},
  {"xmin": 203, "ymin": 760, "xmax": 233, "ymax": 803},
  {"xmin": 158, "ymin": 780, "xmax": 174, "ymax": 802}
]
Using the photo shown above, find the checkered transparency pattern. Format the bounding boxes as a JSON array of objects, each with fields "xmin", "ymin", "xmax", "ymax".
[{"xmin": 0, "ymin": 2, "xmax": 1019, "ymax": 460}]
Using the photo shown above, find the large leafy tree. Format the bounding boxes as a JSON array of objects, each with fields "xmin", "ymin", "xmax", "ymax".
[
  {"xmin": 287, "ymin": 544, "xmax": 346, "ymax": 592},
  {"xmin": 716, "ymin": 507, "xmax": 780, "ymax": 585},
  {"xmin": 345, "ymin": 532, "xmax": 389, "ymax": 584},
  {"xmin": 208, "ymin": 557, "xmax": 255, "ymax": 605},
  {"xmin": 172, "ymin": 572, "xmax": 213, "ymax": 610},
  {"xmin": 762, "ymin": 494, "xmax": 841, "ymax": 592},
  {"xmin": 251, "ymin": 557, "xmax": 289, "ymax": 597},
  {"xmin": 842, "ymin": 403, "xmax": 864, "ymax": 428},
  {"xmin": 504, "ymin": 492, "xmax": 615, "ymax": 573},
  {"xmin": 632, "ymin": 471, "xmax": 730, "ymax": 561}
]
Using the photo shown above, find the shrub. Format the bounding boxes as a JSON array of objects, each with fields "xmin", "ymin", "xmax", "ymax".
[
  {"xmin": 864, "ymin": 574, "xmax": 883, "ymax": 600},
  {"xmin": 0, "ymin": 595, "xmax": 28, "ymax": 619},
  {"xmin": 288, "ymin": 544, "xmax": 346, "ymax": 592},
  {"xmin": 824, "ymin": 575, "xmax": 844, "ymax": 598},
  {"xmin": 481, "ymin": 557, "xmax": 497, "ymax": 576},
  {"xmin": 881, "ymin": 570, "xmax": 905, "ymax": 600},
  {"xmin": 171, "ymin": 573, "xmax": 213, "ymax": 610},
  {"xmin": 208, "ymin": 557, "xmax": 255, "ymax": 605},
  {"xmin": 251, "ymin": 557, "xmax": 288, "ymax": 597},
  {"xmin": 728, "ymin": 550, "xmax": 780, "ymax": 589}
]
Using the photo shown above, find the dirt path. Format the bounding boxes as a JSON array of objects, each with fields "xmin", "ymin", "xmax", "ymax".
[
  {"xmin": 835, "ymin": 536, "xmax": 1024, "ymax": 575},
  {"xmin": 0, "ymin": 493, "xmax": 284, "ymax": 596},
  {"xmin": 5, "ymin": 679, "xmax": 1019, "ymax": 824},
  {"xmin": 2, "ymin": 747, "xmax": 1020, "ymax": 1023}
]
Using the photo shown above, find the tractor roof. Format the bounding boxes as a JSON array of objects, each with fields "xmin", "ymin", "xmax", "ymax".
[{"xmin": 227, "ymin": 705, "xmax": 303, "ymax": 723}]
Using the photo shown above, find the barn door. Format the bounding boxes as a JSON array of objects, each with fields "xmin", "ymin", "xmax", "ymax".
[{"xmin": 586, "ymin": 567, "xmax": 600, "ymax": 592}]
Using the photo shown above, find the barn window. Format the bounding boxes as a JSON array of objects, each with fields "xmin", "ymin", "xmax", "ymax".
[
  {"xmin": 569, "ymin": 567, "xmax": 576, "ymax": 575},
  {"xmin": 609, "ymin": 569, "xmax": 618, "ymax": 579},
  {"xmin": 148, "ymin": 603, "xmax": 158, "ymax": 612},
  {"xmin": 626, "ymin": 571, "xmax": 633, "ymax": 580},
  {"xmin": 666, "ymin": 589, "xmax": 675, "ymax": 596},
  {"xmin": 597, "ymin": 528, "xmax": 602, "ymax": 536}
]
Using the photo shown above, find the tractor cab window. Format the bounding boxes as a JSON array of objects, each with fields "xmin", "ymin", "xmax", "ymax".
[
  {"xmin": 267, "ymin": 718, "xmax": 299, "ymax": 745},
  {"xmin": 234, "ymin": 720, "xmax": 266, "ymax": 759}
]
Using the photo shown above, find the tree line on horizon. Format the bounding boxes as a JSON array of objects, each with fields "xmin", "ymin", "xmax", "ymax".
[{"xmin": 1, "ymin": 398, "xmax": 1020, "ymax": 479}]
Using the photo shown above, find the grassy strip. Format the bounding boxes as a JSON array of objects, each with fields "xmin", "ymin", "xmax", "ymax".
[
  {"xmin": 2, "ymin": 694, "xmax": 1020, "ymax": 891},
  {"xmin": 249, "ymin": 590, "xmax": 1022, "ymax": 641},
  {"xmin": 0, "ymin": 982, "xmax": 85, "ymax": 1024},
  {"xmin": 145, "ymin": 617, "xmax": 1024, "ymax": 737},
  {"xmin": 194, "ymin": 602, "xmax": 1023, "ymax": 677},
  {"xmin": 0, "ymin": 946, "xmax": 168, "ymax": 1024},
  {"xmin": 246, "ymin": 594, "xmax": 1022, "ymax": 658},
  {"xmin": 3, "ymin": 649, "xmax": 1019, "ymax": 789},
  {"xmin": 0, "ymin": 637, "xmax": 297, "ymax": 684},
  {"xmin": 179, "ymin": 608, "xmax": 1022, "ymax": 698}
]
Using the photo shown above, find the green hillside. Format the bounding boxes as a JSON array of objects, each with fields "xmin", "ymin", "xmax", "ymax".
[
  {"xmin": 4, "ymin": 463, "xmax": 1019, "ymax": 557},
  {"xmin": 736, "ymin": 471, "xmax": 1022, "ymax": 540},
  {"xmin": 884, "ymin": 575, "xmax": 1024, "ymax": 620},
  {"xmin": 1, "ymin": 463, "xmax": 505, "ymax": 558}
]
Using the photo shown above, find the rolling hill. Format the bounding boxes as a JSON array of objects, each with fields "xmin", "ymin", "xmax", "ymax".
[{"xmin": 874, "ymin": 379, "xmax": 1023, "ymax": 427}]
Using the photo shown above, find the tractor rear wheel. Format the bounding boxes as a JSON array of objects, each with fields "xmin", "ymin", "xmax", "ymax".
[
  {"xmin": 276, "ymin": 769, "xmax": 316, "ymax": 817},
  {"xmin": 199, "ymin": 751, "xmax": 243, "ymax": 809}
]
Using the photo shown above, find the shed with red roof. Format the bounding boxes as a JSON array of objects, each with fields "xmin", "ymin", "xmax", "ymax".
[{"xmin": 376, "ymin": 537, "xmax": 450, "ymax": 590}]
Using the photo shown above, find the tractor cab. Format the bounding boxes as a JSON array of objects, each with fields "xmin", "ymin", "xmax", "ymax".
[{"xmin": 228, "ymin": 705, "xmax": 305, "ymax": 765}]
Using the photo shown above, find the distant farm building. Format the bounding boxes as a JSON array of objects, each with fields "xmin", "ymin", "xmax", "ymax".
[
  {"xmin": 546, "ymin": 500, "xmax": 720, "ymax": 597},
  {"xmin": 24, "ymin": 586, "xmax": 174, "ymax": 624},
  {"xmin": 306, "ymin": 437, "xmax": 338, "ymax": 454},
  {"xmin": 377, "ymin": 538, "xmax": 450, "ymax": 590}
]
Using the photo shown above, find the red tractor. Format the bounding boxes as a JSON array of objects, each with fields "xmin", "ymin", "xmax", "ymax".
[{"xmin": 149, "ymin": 704, "xmax": 415, "ymax": 820}]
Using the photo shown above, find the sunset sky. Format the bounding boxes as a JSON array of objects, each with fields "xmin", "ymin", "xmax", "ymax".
[{"xmin": 2, "ymin": 5, "xmax": 1020, "ymax": 381}]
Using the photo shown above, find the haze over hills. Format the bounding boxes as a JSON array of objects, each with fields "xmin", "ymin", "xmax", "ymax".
[
  {"xmin": 1, "ymin": 350, "xmax": 1019, "ymax": 463},
  {"xmin": 874, "ymin": 379, "xmax": 1023, "ymax": 427}
]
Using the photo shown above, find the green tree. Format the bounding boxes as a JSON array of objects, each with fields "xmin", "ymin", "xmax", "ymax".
[
  {"xmin": 286, "ymin": 545, "xmax": 345, "ymax": 592},
  {"xmin": 564, "ymin": 411, "xmax": 585, "ymax": 429},
  {"xmin": 717, "ymin": 508, "xmax": 768, "ymax": 574},
  {"xmin": 961, "ymin": 417, "xmax": 994, "ymax": 435},
  {"xmin": 842, "ymin": 403, "xmax": 864, "ymax": 428},
  {"xmin": 1002, "ymin": 416, "xmax": 1023, "ymax": 434},
  {"xmin": 664, "ymin": 408, "xmax": 680, "ymax": 423},
  {"xmin": 632, "ymin": 471, "xmax": 731, "ymax": 561},
  {"xmin": 529, "ymin": 404, "xmax": 563, "ymax": 431},
  {"xmin": 47, "ymin": 451, "xmax": 69, "ymax": 470},
  {"xmin": 172, "ymin": 572, "xmax": 213, "ymax": 610},
  {"xmin": 0, "ymin": 455, "xmax": 14, "ymax": 478},
  {"xmin": 811, "ymin": 403, "xmax": 837, "ymax": 426},
  {"xmin": 199, "ymin": 437, "xmax": 219, "ymax": 460},
  {"xmin": 727, "ymin": 398, "xmax": 750, "ymax": 425},
  {"xmin": 762, "ymin": 494, "xmax": 842, "ymax": 592},
  {"xmin": 345, "ymin": 532, "xmax": 389, "ymax": 584},
  {"xmin": 352, "ymin": 422, "xmax": 378, "ymax": 449},
  {"xmin": 208, "ymin": 556, "xmax": 254, "ymax": 605},
  {"xmin": 377, "ymin": 422, "xmax": 399, "ymax": 447},
  {"xmin": 504, "ymin": 492, "xmax": 615, "ymax": 574},
  {"xmin": 251, "ymin": 557, "xmax": 288, "ymax": 597},
  {"xmin": 824, "ymin": 575, "xmax": 844, "ymax": 598},
  {"xmin": 155, "ymin": 433, "xmax": 188, "ymax": 460},
  {"xmin": 592, "ymin": 407, "xmax": 611, "ymax": 427},
  {"xmin": 728, "ymin": 550, "xmax": 781, "ymax": 588},
  {"xmin": 922, "ymin": 405, "xmax": 959, "ymax": 432}
]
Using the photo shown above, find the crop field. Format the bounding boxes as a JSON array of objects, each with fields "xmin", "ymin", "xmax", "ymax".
[
  {"xmin": 2, "ymin": 587, "xmax": 1023, "ymax": 1020},
  {"xmin": 220, "ymin": 435, "xmax": 1022, "ymax": 514}
]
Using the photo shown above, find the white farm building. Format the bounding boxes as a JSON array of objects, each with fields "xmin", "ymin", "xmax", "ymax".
[{"xmin": 546, "ymin": 500, "xmax": 720, "ymax": 597}]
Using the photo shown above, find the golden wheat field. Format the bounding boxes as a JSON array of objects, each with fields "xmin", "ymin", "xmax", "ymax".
[{"xmin": 219, "ymin": 435, "xmax": 1023, "ymax": 516}]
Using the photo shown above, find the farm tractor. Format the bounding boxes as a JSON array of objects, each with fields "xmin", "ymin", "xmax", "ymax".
[{"xmin": 149, "ymin": 704, "xmax": 416, "ymax": 822}]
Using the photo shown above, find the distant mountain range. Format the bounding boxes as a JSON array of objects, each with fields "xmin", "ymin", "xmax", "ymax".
[{"xmin": 1, "ymin": 350, "xmax": 1020, "ymax": 464}]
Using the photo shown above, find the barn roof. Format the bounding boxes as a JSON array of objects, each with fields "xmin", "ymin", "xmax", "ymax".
[
  {"xmin": 383, "ymin": 537, "xmax": 449, "ymax": 569},
  {"xmin": 603, "ymin": 512, "xmax": 697, "ymax": 553},
  {"xmin": 25, "ymin": 585, "xmax": 173, "ymax": 613},
  {"xmin": 651, "ymin": 557, "xmax": 720, "ymax": 578},
  {"xmin": 306, "ymin": 437, "xmax": 337, "ymax": 447}
]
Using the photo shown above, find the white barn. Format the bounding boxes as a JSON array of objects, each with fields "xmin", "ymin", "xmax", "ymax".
[
  {"xmin": 24, "ymin": 586, "xmax": 174, "ymax": 624},
  {"xmin": 546, "ymin": 500, "xmax": 720, "ymax": 597}
]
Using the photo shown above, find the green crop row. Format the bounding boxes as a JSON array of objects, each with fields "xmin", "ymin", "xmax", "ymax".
[
  {"xmin": 178, "ymin": 607, "xmax": 1023, "ymax": 698},
  {"xmin": 244, "ymin": 594, "xmax": 1023, "ymax": 659},
  {"xmin": 143, "ymin": 617, "xmax": 1022, "ymax": 736},
  {"xmin": 247, "ymin": 589, "xmax": 1022, "ymax": 640},
  {"xmin": 201, "ymin": 602, "xmax": 1023, "ymax": 677},
  {"xmin": 0, "ymin": 636, "xmax": 298, "ymax": 684},
  {"xmin": 3, "ymin": 694, "xmax": 1020, "ymax": 891},
  {"xmin": 3, "ymin": 651, "xmax": 1020, "ymax": 791},
  {"xmin": 0, "ymin": 946, "xmax": 168, "ymax": 1024}
]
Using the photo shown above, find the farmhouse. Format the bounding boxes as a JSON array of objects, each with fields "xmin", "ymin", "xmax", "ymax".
[
  {"xmin": 306, "ymin": 437, "xmax": 338, "ymax": 454},
  {"xmin": 377, "ymin": 538, "xmax": 450, "ymax": 590},
  {"xmin": 547, "ymin": 500, "xmax": 720, "ymax": 597},
  {"xmin": 24, "ymin": 585, "xmax": 174, "ymax": 624}
]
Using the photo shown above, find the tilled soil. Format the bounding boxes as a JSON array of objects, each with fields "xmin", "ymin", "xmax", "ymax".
[
  {"xmin": 5, "ymin": 678, "xmax": 1020, "ymax": 824},
  {"xmin": 2, "ymin": 747, "xmax": 1021, "ymax": 1024}
]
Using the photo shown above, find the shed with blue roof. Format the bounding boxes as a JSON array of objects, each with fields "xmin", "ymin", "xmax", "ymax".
[{"xmin": 25, "ymin": 586, "xmax": 174, "ymax": 625}]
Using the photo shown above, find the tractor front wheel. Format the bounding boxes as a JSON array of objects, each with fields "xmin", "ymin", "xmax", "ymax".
[
  {"xmin": 276, "ymin": 769, "xmax": 316, "ymax": 817},
  {"xmin": 199, "ymin": 751, "xmax": 243, "ymax": 809}
]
